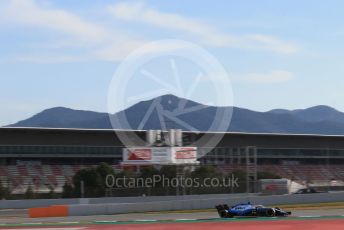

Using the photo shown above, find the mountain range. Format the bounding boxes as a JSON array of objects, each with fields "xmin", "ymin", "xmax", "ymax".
[{"xmin": 7, "ymin": 94, "xmax": 344, "ymax": 135}]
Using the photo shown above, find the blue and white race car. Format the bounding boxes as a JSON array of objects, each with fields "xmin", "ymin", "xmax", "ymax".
[{"xmin": 216, "ymin": 202, "xmax": 291, "ymax": 218}]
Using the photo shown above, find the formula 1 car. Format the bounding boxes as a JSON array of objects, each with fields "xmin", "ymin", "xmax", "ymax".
[{"xmin": 216, "ymin": 202, "xmax": 291, "ymax": 218}]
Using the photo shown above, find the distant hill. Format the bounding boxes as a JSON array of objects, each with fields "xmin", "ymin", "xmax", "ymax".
[
  {"xmin": 10, "ymin": 107, "xmax": 110, "ymax": 129},
  {"xmin": 270, "ymin": 105, "xmax": 344, "ymax": 124},
  {"xmin": 7, "ymin": 94, "xmax": 344, "ymax": 135}
]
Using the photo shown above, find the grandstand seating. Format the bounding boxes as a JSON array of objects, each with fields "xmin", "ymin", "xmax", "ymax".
[
  {"xmin": 0, "ymin": 163, "xmax": 343, "ymax": 194},
  {"xmin": 0, "ymin": 165, "xmax": 94, "ymax": 194},
  {"xmin": 218, "ymin": 164, "xmax": 344, "ymax": 183}
]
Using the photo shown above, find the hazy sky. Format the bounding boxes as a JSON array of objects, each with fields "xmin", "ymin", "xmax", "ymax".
[{"xmin": 1, "ymin": 0, "xmax": 344, "ymax": 126}]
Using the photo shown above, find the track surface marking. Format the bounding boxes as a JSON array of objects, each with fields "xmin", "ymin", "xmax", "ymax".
[
  {"xmin": 90, "ymin": 219, "xmax": 344, "ymax": 230},
  {"xmin": 1, "ymin": 218, "xmax": 344, "ymax": 230}
]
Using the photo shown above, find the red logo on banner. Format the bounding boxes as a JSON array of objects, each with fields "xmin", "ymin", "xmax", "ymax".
[
  {"xmin": 176, "ymin": 148, "xmax": 196, "ymax": 159},
  {"xmin": 128, "ymin": 149, "xmax": 152, "ymax": 160}
]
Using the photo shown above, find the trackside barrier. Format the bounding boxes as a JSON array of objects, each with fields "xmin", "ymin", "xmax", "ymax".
[
  {"xmin": 0, "ymin": 194, "xmax": 250, "ymax": 209},
  {"xmin": 27, "ymin": 192, "xmax": 344, "ymax": 217},
  {"xmin": 68, "ymin": 192, "xmax": 344, "ymax": 216},
  {"xmin": 29, "ymin": 205, "xmax": 68, "ymax": 218},
  {"xmin": 29, "ymin": 207, "xmax": 48, "ymax": 218},
  {"xmin": 0, "ymin": 198, "xmax": 79, "ymax": 209}
]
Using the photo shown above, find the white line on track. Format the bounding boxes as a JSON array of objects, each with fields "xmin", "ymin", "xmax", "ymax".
[
  {"xmin": 175, "ymin": 219, "xmax": 197, "ymax": 221},
  {"xmin": 21, "ymin": 223, "xmax": 43, "ymax": 225},
  {"xmin": 59, "ymin": 221, "xmax": 80, "ymax": 224},
  {"xmin": 135, "ymin": 220, "xmax": 158, "ymax": 222},
  {"xmin": 94, "ymin": 220, "xmax": 118, "ymax": 223}
]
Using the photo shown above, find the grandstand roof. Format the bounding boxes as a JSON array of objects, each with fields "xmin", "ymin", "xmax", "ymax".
[{"xmin": 1, "ymin": 127, "xmax": 344, "ymax": 149}]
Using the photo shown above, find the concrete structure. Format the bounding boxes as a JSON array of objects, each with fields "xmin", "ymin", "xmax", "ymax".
[
  {"xmin": 1, "ymin": 127, "xmax": 344, "ymax": 193},
  {"xmin": 1, "ymin": 127, "xmax": 344, "ymax": 159},
  {"xmin": 18, "ymin": 192, "xmax": 344, "ymax": 217}
]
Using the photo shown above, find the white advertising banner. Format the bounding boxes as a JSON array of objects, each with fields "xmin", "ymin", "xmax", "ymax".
[{"xmin": 122, "ymin": 147, "xmax": 198, "ymax": 165}]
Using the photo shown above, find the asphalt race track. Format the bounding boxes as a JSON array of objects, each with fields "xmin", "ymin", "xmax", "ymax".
[{"xmin": 1, "ymin": 208, "xmax": 344, "ymax": 229}]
